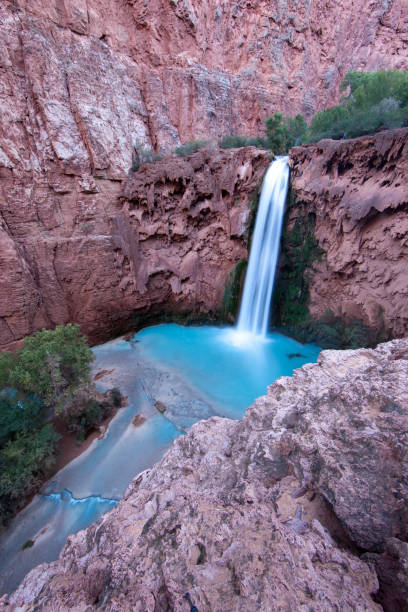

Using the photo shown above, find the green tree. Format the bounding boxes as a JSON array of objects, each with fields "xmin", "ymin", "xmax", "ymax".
[
  {"xmin": 265, "ymin": 112, "xmax": 288, "ymax": 154},
  {"xmin": 0, "ymin": 425, "xmax": 59, "ymax": 506},
  {"xmin": 305, "ymin": 69, "xmax": 408, "ymax": 143},
  {"xmin": 10, "ymin": 324, "xmax": 94, "ymax": 415},
  {"xmin": 284, "ymin": 114, "xmax": 307, "ymax": 148},
  {"xmin": 0, "ymin": 394, "xmax": 44, "ymax": 446},
  {"xmin": 265, "ymin": 113, "xmax": 307, "ymax": 154},
  {"xmin": 0, "ymin": 352, "xmax": 15, "ymax": 389}
]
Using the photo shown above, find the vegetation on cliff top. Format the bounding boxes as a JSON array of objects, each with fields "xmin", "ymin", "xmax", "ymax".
[
  {"xmin": 130, "ymin": 70, "xmax": 407, "ymax": 172},
  {"xmin": 221, "ymin": 70, "xmax": 408, "ymax": 154},
  {"xmin": 0, "ymin": 325, "xmax": 122, "ymax": 527}
]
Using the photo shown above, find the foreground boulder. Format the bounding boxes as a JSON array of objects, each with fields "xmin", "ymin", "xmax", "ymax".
[{"xmin": 4, "ymin": 338, "xmax": 408, "ymax": 610}]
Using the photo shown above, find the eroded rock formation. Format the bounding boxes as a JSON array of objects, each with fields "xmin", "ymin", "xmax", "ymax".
[
  {"xmin": 0, "ymin": 0, "xmax": 407, "ymax": 350},
  {"xmin": 3, "ymin": 338, "xmax": 408, "ymax": 610},
  {"xmin": 288, "ymin": 127, "xmax": 408, "ymax": 340},
  {"xmin": 0, "ymin": 147, "xmax": 269, "ymax": 350}
]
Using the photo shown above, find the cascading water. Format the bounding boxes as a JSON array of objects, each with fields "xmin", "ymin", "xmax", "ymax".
[{"xmin": 237, "ymin": 156, "xmax": 289, "ymax": 337}]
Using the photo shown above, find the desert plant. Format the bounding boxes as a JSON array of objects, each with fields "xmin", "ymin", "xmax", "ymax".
[
  {"xmin": 219, "ymin": 135, "xmax": 268, "ymax": 149},
  {"xmin": 175, "ymin": 140, "xmax": 209, "ymax": 156},
  {"xmin": 304, "ymin": 69, "xmax": 408, "ymax": 143},
  {"xmin": 132, "ymin": 143, "xmax": 162, "ymax": 171}
]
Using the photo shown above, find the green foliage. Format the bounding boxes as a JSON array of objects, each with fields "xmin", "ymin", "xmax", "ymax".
[
  {"xmin": 265, "ymin": 113, "xmax": 288, "ymax": 154},
  {"xmin": 265, "ymin": 113, "xmax": 307, "ymax": 154},
  {"xmin": 221, "ymin": 259, "xmax": 248, "ymax": 323},
  {"xmin": 10, "ymin": 324, "xmax": 94, "ymax": 415},
  {"xmin": 110, "ymin": 387, "xmax": 122, "ymax": 407},
  {"xmin": 132, "ymin": 143, "xmax": 162, "ymax": 171},
  {"xmin": 273, "ymin": 200, "xmax": 324, "ymax": 330},
  {"xmin": 0, "ymin": 352, "xmax": 15, "ymax": 389},
  {"xmin": 0, "ymin": 425, "xmax": 59, "ymax": 509},
  {"xmin": 274, "ymin": 192, "xmax": 390, "ymax": 349},
  {"xmin": 305, "ymin": 69, "xmax": 408, "ymax": 142},
  {"xmin": 283, "ymin": 310, "xmax": 385, "ymax": 350},
  {"xmin": 175, "ymin": 140, "xmax": 209, "ymax": 157},
  {"xmin": 219, "ymin": 135, "xmax": 268, "ymax": 149},
  {"xmin": 0, "ymin": 394, "xmax": 44, "ymax": 446},
  {"xmin": 0, "ymin": 325, "xmax": 125, "ymax": 524}
]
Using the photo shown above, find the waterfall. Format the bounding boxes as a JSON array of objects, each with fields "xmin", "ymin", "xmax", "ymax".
[{"xmin": 237, "ymin": 156, "xmax": 289, "ymax": 338}]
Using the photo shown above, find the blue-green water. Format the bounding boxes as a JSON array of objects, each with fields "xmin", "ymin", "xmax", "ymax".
[
  {"xmin": 137, "ymin": 324, "xmax": 320, "ymax": 418},
  {"xmin": 0, "ymin": 324, "xmax": 320, "ymax": 594}
]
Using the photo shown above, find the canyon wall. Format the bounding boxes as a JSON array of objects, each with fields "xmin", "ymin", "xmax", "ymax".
[
  {"xmin": 0, "ymin": 146, "xmax": 269, "ymax": 350},
  {"xmin": 0, "ymin": 0, "xmax": 407, "ymax": 349},
  {"xmin": 3, "ymin": 338, "xmax": 408, "ymax": 610},
  {"xmin": 1, "ymin": 0, "xmax": 406, "ymax": 156},
  {"xmin": 285, "ymin": 127, "xmax": 408, "ymax": 343}
]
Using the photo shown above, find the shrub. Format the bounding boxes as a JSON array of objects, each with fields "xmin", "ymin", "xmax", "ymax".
[
  {"xmin": 0, "ymin": 394, "xmax": 45, "ymax": 446},
  {"xmin": 0, "ymin": 425, "xmax": 60, "ymax": 519},
  {"xmin": 175, "ymin": 140, "xmax": 209, "ymax": 156},
  {"xmin": 9, "ymin": 324, "xmax": 94, "ymax": 416},
  {"xmin": 110, "ymin": 387, "xmax": 122, "ymax": 407},
  {"xmin": 219, "ymin": 135, "xmax": 268, "ymax": 149},
  {"xmin": 265, "ymin": 113, "xmax": 307, "ymax": 154},
  {"xmin": 64, "ymin": 398, "xmax": 103, "ymax": 438},
  {"xmin": 132, "ymin": 143, "xmax": 162, "ymax": 171},
  {"xmin": 304, "ymin": 69, "xmax": 408, "ymax": 143},
  {"xmin": 0, "ymin": 352, "xmax": 15, "ymax": 389}
]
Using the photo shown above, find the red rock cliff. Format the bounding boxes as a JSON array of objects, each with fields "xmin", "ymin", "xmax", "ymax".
[
  {"xmin": 289, "ymin": 127, "xmax": 408, "ymax": 339},
  {"xmin": 0, "ymin": 146, "xmax": 269, "ymax": 350},
  {"xmin": 1, "ymin": 0, "xmax": 406, "ymax": 155},
  {"xmin": 0, "ymin": 0, "xmax": 407, "ymax": 348}
]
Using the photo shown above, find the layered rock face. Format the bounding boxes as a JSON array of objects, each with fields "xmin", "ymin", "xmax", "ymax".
[
  {"xmin": 289, "ymin": 127, "xmax": 408, "ymax": 339},
  {"xmin": 4, "ymin": 338, "xmax": 408, "ymax": 610},
  {"xmin": 0, "ymin": 0, "xmax": 407, "ymax": 350},
  {"xmin": 2, "ymin": 0, "xmax": 406, "ymax": 155},
  {"xmin": 0, "ymin": 147, "xmax": 269, "ymax": 351}
]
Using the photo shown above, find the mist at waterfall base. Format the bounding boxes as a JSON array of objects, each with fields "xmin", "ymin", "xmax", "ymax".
[{"xmin": 0, "ymin": 158, "xmax": 321, "ymax": 595}]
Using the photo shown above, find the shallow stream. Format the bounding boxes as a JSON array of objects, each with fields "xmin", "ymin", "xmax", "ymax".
[{"xmin": 0, "ymin": 324, "xmax": 320, "ymax": 594}]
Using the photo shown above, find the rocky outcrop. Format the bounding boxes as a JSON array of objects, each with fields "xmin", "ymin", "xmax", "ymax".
[
  {"xmin": 4, "ymin": 338, "xmax": 408, "ymax": 610},
  {"xmin": 287, "ymin": 127, "xmax": 408, "ymax": 340},
  {"xmin": 0, "ymin": 147, "xmax": 269, "ymax": 350}
]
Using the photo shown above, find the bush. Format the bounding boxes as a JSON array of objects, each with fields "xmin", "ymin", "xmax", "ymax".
[
  {"xmin": 0, "ymin": 352, "xmax": 15, "ymax": 389},
  {"xmin": 132, "ymin": 143, "xmax": 162, "ymax": 171},
  {"xmin": 304, "ymin": 69, "xmax": 408, "ymax": 143},
  {"xmin": 219, "ymin": 135, "xmax": 268, "ymax": 149},
  {"xmin": 9, "ymin": 324, "xmax": 94, "ymax": 416},
  {"xmin": 0, "ymin": 325, "xmax": 125, "ymax": 523},
  {"xmin": 63, "ymin": 389, "xmax": 122, "ymax": 439},
  {"xmin": 110, "ymin": 387, "xmax": 122, "ymax": 407},
  {"xmin": 0, "ymin": 394, "xmax": 45, "ymax": 446},
  {"xmin": 175, "ymin": 140, "xmax": 209, "ymax": 156},
  {"xmin": 0, "ymin": 425, "xmax": 60, "ymax": 519},
  {"xmin": 265, "ymin": 113, "xmax": 307, "ymax": 154}
]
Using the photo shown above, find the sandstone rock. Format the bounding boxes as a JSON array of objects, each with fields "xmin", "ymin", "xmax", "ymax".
[
  {"xmin": 7, "ymin": 338, "xmax": 408, "ymax": 609},
  {"xmin": 0, "ymin": 147, "xmax": 269, "ymax": 350},
  {"xmin": 289, "ymin": 128, "xmax": 408, "ymax": 339},
  {"xmin": 132, "ymin": 414, "xmax": 147, "ymax": 427},
  {"xmin": 2, "ymin": 0, "xmax": 406, "ymax": 155}
]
